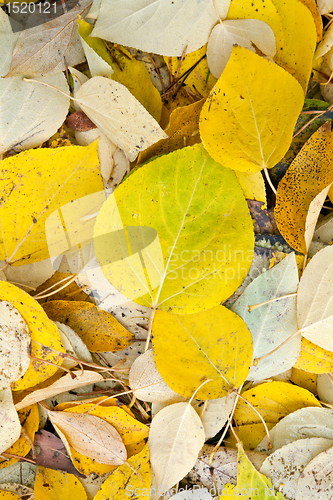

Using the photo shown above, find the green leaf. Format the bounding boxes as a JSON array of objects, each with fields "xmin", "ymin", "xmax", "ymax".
[{"xmin": 94, "ymin": 144, "xmax": 254, "ymax": 314}]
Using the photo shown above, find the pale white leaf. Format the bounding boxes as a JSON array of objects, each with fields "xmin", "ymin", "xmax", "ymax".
[
  {"xmin": 260, "ymin": 437, "xmax": 333, "ymax": 499},
  {"xmin": 7, "ymin": 0, "xmax": 91, "ymax": 76},
  {"xmin": 317, "ymin": 0, "xmax": 333, "ymax": 14},
  {"xmin": 169, "ymin": 489, "xmax": 213, "ymax": 500},
  {"xmin": 317, "ymin": 373, "xmax": 333, "ymax": 404},
  {"xmin": 0, "ymin": 387, "xmax": 21, "ymax": 455},
  {"xmin": 149, "ymin": 402, "xmax": 205, "ymax": 495},
  {"xmin": 295, "ymin": 446, "xmax": 333, "ymax": 499},
  {"xmin": 304, "ymin": 185, "xmax": 332, "ymax": 253},
  {"xmin": 313, "ymin": 211, "xmax": 333, "ymax": 244},
  {"xmin": 76, "ymin": 76, "xmax": 167, "ymax": 161},
  {"xmin": 314, "ymin": 22, "xmax": 333, "ymax": 62},
  {"xmin": 75, "ymin": 129, "xmax": 117, "ymax": 182},
  {"xmin": 48, "ymin": 410, "xmax": 127, "ymax": 465},
  {"xmin": 192, "ymin": 393, "xmax": 237, "ymax": 440},
  {"xmin": 207, "ymin": 19, "xmax": 276, "ymax": 78},
  {"xmin": 129, "ymin": 350, "xmax": 186, "ymax": 404},
  {"xmin": 0, "ymin": 258, "xmax": 58, "ymax": 290},
  {"xmin": 0, "ymin": 462, "xmax": 37, "ymax": 487},
  {"xmin": 69, "ymin": 66, "xmax": 89, "ymax": 112},
  {"xmin": 15, "ymin": 371, "xmax": 103, "ymax": 411},
  {"xmin": 91, "ymin": 0, "xmax": 231, "ymax": 56},
  {"xmin": 87, "ymin": 0, "xmax": 102, "ymax": 19},
  {"xmin": 298, "ymin": 246, "xmax": 333, "ymax": 351},
  {"xmin": 0, "ymin": 9, "xmax": 19, "ymax": 77},
  {"xmin": 55, "ymin": 322, "xmax": 93, "ymax": 366},
  {"xmin": 257, "ymin": 407, "xmax": 333, "ymax": 453},
  {"xmin": 231, "ymin": 253, "xmax": 300, "ymax": 381},
  {"xmin": 80, "ymin": 37, "xmax": 113, "ymax": 78},
  {"xmin": 0, "ymin": 302, "xmax": 30, "ymax": 389},
  {"xmin": 0, "ymin": 73, "xmax": 69, "ymax": 156}
]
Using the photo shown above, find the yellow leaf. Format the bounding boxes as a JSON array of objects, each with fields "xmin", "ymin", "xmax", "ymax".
[
  {"xmin": 226, "ymin": 423, "xmax": 275, "ymax": 450},
  {"xmin": 0, "ymin": 493, "xmax": 21, "ymax": 500},
  {"xmin": 234, "ymin": 381, "xmax": 321, "ymax": 426},
  {"xmin": 275, "ymin": 122, "xmax": 333, "ymax": 254},
  {"xmin": 290, "ymin": 368, "xmax": 318, "ymax": 394},
  {"xmin": 299, "ymin": 0, "xmax": 323, "ymax": 41},
  {"xmin": 94, "ymin": 444, "xmax": 151, "ymax": 500},
  {"xmin": 199, "ymin": 46, "xmax": 304, "ymax": 173},
  {"xmin": 294, "ymin": 338, "xmax": 333, "ymax": 374},
  {"xmin": 33, "ymin": 272, "xmax": 94, "ymax": 304},
  {"xmin": 0, "ymin": 404, "xmax": 39, "ymax": 469},
  {"xmin": 0, "ymin": 143, "xmax": 102, "ymax": 265},
  {"xmin": 42, "ymin": 301, "xmax": 134, "ymax": 352},
  {"xmin": 164, "ymin": 45, "xmax": 217, "ymax": 98},
  {"xmin": 137, "ymin": 99, "xmax": 204, "ymax": 165},
  {"xmin": 234, "ymin": 171, "xmax": 266, "ymax": 207},
  {"xmin": 153, "ymin": 305, "xmax": 253, "ymax": 399},
  {"xmin": 34, "ymin": 467, "xmax": 87, "ymax": 500},
  {"xmin": 0, "ymin": 282, "xmax": 64, "ymax": 392}
]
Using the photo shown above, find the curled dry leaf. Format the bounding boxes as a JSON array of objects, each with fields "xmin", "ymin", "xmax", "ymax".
[
  {"xmin": 15, "ymin": 371, "xmax": 104, "ymax": 411},
  {"xmin": 47, "ymin": 410, "xmax": 127, "ymax": 466},
  {"xmin": 75, "ymin": 76, "xmax": 167, "ymax": 161},
  {"xmin": 149, "ymin": 402, "xmax": 205, "ymax": 496},
  {"xmin": 0, "ymin": 301, "xmax": 30, "ymax": 389},
  {"xmin": 0, "ymin": 388, "xmax": 21, "ymax": 455}
]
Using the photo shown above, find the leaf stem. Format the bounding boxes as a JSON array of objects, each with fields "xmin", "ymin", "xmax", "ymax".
[
  {"xmin": 263, "ymin": 167, "xmax": 277, "ymax": 195},
  {"xmin": 248, "ymin": 293, "xmax": 297, "ymax": 311},
  {"xmin": 253, "ymin": 329, "xmax": 302, "ymax": 364},
  {"xmin": 144, "ymin": 307, "xmax": 156, "ymax": 352},
  {"xmin": 23, "ymin": 78, "xmax": 73, "ymax": 100}
]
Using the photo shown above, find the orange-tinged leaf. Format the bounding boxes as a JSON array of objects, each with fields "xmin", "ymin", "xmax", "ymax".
[
  {"xmin": 47, "ymin": 410, "xmax": 127, "ymax": 465},
  {"xmin": 42, "ymin": 301, "xmax": 134, "ymax": 351},
  {"xmin": 275, "ymin": 122, "xmax": 333, "ymax": 254},
  {"xmin": 299, "ymin": 0, "xmax": 323, "ymax": 41},
  {"xmin": 199, "ymin": 46, "xmax": 304, "ymax": 173},
  {"xmin": 294, "ymin": 338, "xmax": 333, "ymax": 374},
  {"xmin": 34, "ymin": 466, "xmax": 87, "ymax": 500}
]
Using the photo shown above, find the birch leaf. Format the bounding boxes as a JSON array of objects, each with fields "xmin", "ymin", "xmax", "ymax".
[
  {"xmin": 275, "ymin": 122, "xmax": 333, "ymax": 254},
  {"xmin": 0, "ymin": 388, "xmax": 21, "ymax": 455},
  {"xmin": 295, "ymin": 446, "xmax": 333, "ymax": 499},
  {"xmin": 75, "ymin": 76, "xmax": 167, "ymax": 161},
  {"xmin": 207, "ymin": 19, "xmax": 276, "ymax": 78},
  {"xmin": 47, "ymin": 410, "xmax": 127, "ymax": 466},
  {"xmin": 0, "ymin": 302, "xmax": 30, "ymax": 390},
  {"xmin": 34, "ymin": 466, "xmax": 87, "ymax": 500},
  {"xmin": 297, "ymin": 246, "xmax": 333, "ymax": 351},
  {"xmin": 94, "ymin": 144, "xmax": 254, "ymax": 313},
  {"xmin": 149, "ymin": 402, "xmax": 205, "ymax": 495},
  {"xmin": 91, "ymin": 0, "xmax": 231, "ymax": 56},
  {"xmin": 260, "ymin": 438, "xmax": 333, "ymax": 499},
  {"xmin": 231, "ymin": 253, "xmax": 300, "ymax": 381},
  {"xmin": 6, "ymin": 0, "xmax": 91, "ymax": 76},
  {"xmin": 129, "ymin": 350, "xmax": 186, "ymax": 404},
  {"xmin": 153, "ymin": 306, "xmax": 252, "ymax": 399},
  {"xmin": 0, "ymin": 143, "xmax": 102, "ymax": 266},
  {"xmin": 0, "ymin": 73, "xmax": 69, "ymax": 157},
  {"xmin": 199, "ymin": 46, "xmax": 304, "ymax": 173}
]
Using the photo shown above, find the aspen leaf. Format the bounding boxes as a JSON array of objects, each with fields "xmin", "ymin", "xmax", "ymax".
[
  {"xmin": 0, "ymin": 73, "xmax": 69, "ymax": 157},
  {"xmin": 94, "ymin": 144, "xmax": 254, "ymax": 313},
  {"xmin": 234, "ymin": 171, "xmax": 266, "ymax": 206},
  {"xmin": 0, "ymin": 282, "xmax": 64, "ymax": 392},
  {"xmin": 304, "ymin": 185, "xmax": 332, "ymax": 254},
  {"xmin": 149, "ymin": 402, "xmax": 205, "ymax": 495},
  {"xmin": 91, "ymin": 0, "xmax": 231, "ymax": 56},
  {"xmin": 75, "ymin": 76, "xmax": 167, "ymax": 161},
  {"xmin": 15, "ymin": 371, "xmax": 104, "ymax": 411},
  {"xmin": 260, "ymin": 438, "xmax": 333, "ymax": 499},
  {"xmin": 129, "ymin": 350, "xmax": 186, "ymax": 404},
  {"xmin": 0, "ymin": 258, "xmax": 58, "ymax": 291},
  {"xmin": 0, "ymin": 143, "xmax": 102, "ymax": 266},
  {"xmin": 234, "ymin": 381, "xmax": 321, "ymax": 426},
  {"xmin": 299, "ymin": 0, "xmax": 323, "ymax": 42},
  {"xmin": 294, "ymin": 338, "xmax": 333, "ymax": 374},
  {"xmin": 34, "ymin": 466, "xmax": 87, "ymax": 500},
  {"xmin": 275, "ymin": 122, "xmax": 333, "ymax": 254},
  {"xmin": 192, "ymin": 393, "xmax": 237, "ymax": 440},
  {"xmin": 257, "ymin": 407, "xmax": 333, "ymax": 454},
  {"xmin": 231, "ymin": 253, "xmax": 300, "ymax": 381},
  {"xmin": 94, "ymin": 444, "xmax": 150, "ymax": 500},
  {"xmin": 0, "ymin": 388, "xmax": 21, "ymax": 455},
  {"xmin": 207, "ymin": 19, "xmax": 276, "ymax": 78},
  {"xmin": 6, "ymin": 0, "xmax": 91, "ymax": 76},
  {"xmin": 199, "ymin": 46, "xmax": 304, "ymax": 173},
  {"xmin": 290, "ymin": 368, "xmax": 317, "ymax": 394},
  {"xmin": 42, "ymin": 301, "xmax": 134, "ymax": 352},
  {"xmin": 47, "ymin": 410, "xmax": 127, "ymax": 466},
  {"xmin": 297, "ymin": 246, "xmax": 333, "ymax": 352},
  {"xmin": 0, "ymin": 302, "xmax": 30, "ymax": 390},
  {"xmin": 153, "ymin": 306, "xmax": 253, "ymax": 399},
  {"xmin": 77, "ymin": 18, "xmax": 114, "ymax": 79},
  {"xmin": 295, "ymin": 446, "xmax": 333, "ymax": 499}
]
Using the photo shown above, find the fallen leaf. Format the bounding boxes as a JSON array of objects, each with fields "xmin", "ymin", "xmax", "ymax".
[
  {"xmin": 317, "ymin": 373, "xmax": 333, "ymax": 404},
  {"xmin": 94, "ymin": 143, "xmax": 254, "ymax": 312},
  {"xmin": 42, "ymin": 301, "xmax": 134, "ymax": 351},
  {"xmin": 34, "ymin": 466, "xmax": 87, "ymax": 500},
  {"xmin": 0, "ymin": 492, "xmax": 21, "ymax": 499},
  {"xmin": 77, "ymin": 18, "xmax": 114, "ymax": 79},
  {"xmin": 149, "ymin": 402, "xmax": 205, "ymax": 496},
  {"xmin": 199, "ymin": 46, "xmax": 304, "ymax": 172},
  {"xmin": 55, "ymin": 322, "xmax": 93, "ymax": 368},
  {"xmin": 153, "ymin": 306, "xmax": 252, "ymax": 399},
  {"xmin": 66, "ymin": 111, "xmax": 97, "ymax": 131},
  {"xmin": 0, "ymin": 484, "xmax": 34, "ymax": 499},
  {"xmin": 91, "ymin": 0, "xmax": 231, "ymax": 56},
  {"xmin": 231, "ymin": 253, "xmax": 300, "ymax": 381},
  {"xmin": 75, "ymin": 76, "xmax": 167, "ymax": 161},
  {"xmin": 0, "ymin": 388, "xmax": 21, "ymax": 455},
  {"xmin": 295, "ymin": 446, "xmax": 333, "ymax": 499},
  {"xmin": 192, "ymin": 393, "xmax": 237, "ymax": 440},
  {"xmin": 290, "ymin": 368, "xmax": 317, "ymax": 394},
  {"xmin": 0, "ymin": 9, "xmax": 18, "ymax": 77},
  {"xmin": 0, "ymin": 462, "xmax": 37, "ymax": 487},
  {"xmin": 294, "ymin": 338, "xmax": 333, "ymax": 374},
  {"xmin": 6, "ymin": 0, "xmax": 91, "ymax": 76},
  {"xmin": 235, "ymin": 171, "xmax": 266, "ymax": 207}
]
